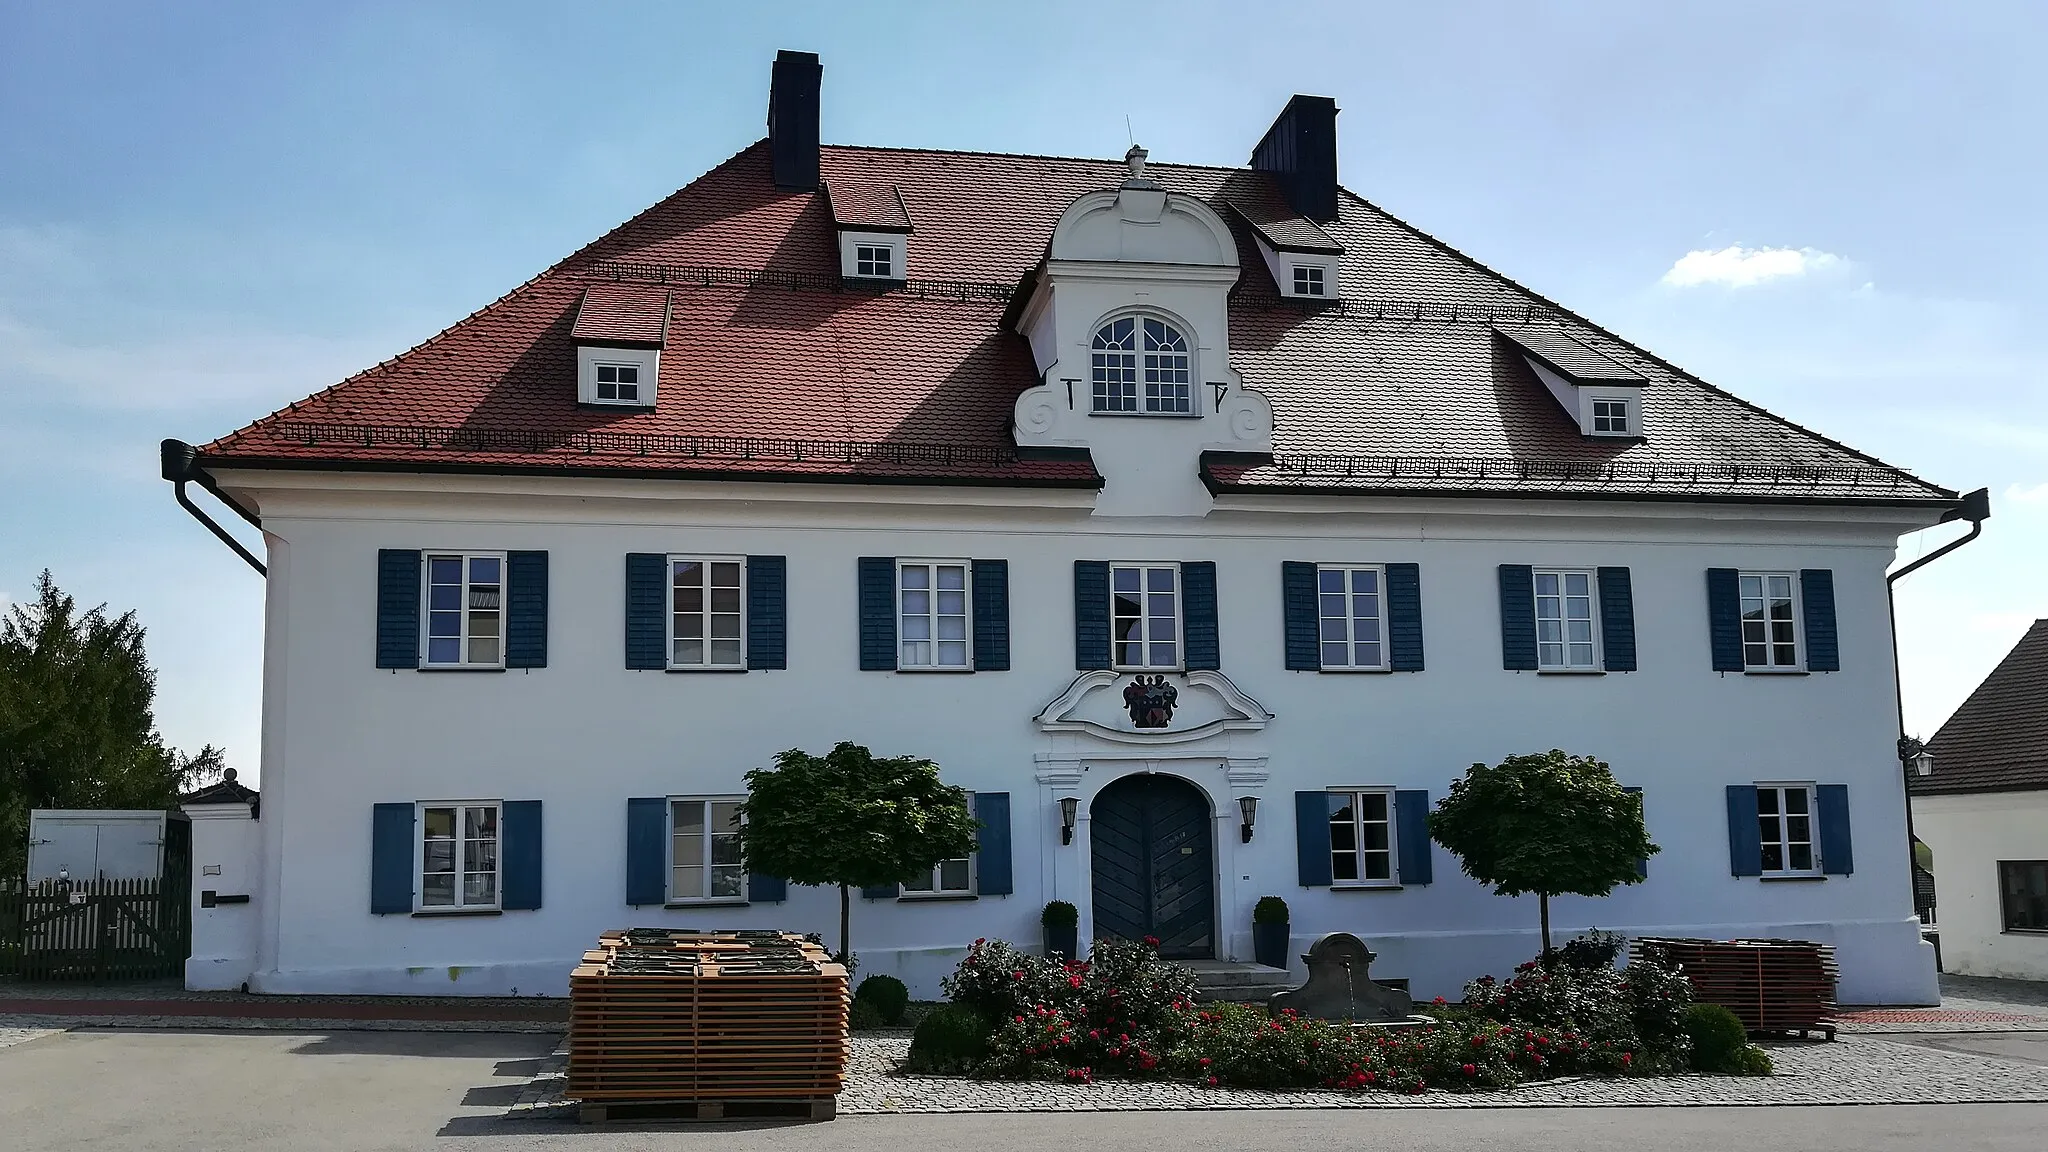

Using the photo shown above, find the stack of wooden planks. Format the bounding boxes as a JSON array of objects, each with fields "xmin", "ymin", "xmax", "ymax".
[
  {"xmin": 1632, "ymin": 936, "xmax": 1840, "ymax": 1040},
  {"xmin": 567, "ymin": 929, "xmax": 850, "ymax": 1121}
]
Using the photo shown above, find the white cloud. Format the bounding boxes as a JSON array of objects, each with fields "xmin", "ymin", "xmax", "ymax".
[
  {"xmin": 1660, "ymin": 245, "xmax": 1845, "ymax": 288},
  {"xmin": 2005, "ymin": 481, "xmax": 2048, "ymax": 504}
]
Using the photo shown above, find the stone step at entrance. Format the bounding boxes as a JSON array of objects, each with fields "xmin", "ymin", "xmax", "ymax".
[{"xmin": 1186, "ymin": 959, "xmax": 1294, "ymax": 1004}]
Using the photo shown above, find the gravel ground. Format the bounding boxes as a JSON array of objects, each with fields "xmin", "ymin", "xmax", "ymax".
[
  {"xmin": 0, "ymin": 1026, "xmax": 60, "ymax": 1051},
  {"xmin": 505, "ymin": 1032, "xmax": 2048, "ymax": 1119},
  {"xmin": 0, "ymin": 1012, "xmax": 558, "ymax": 1034}
]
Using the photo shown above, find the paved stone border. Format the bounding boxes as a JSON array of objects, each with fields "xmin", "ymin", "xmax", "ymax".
[
  {"xmin": 501, "ymin": 1032, "xmax": 2048, "ymax": 1119},
  {"xmin": 0, "ymin": 1012, "xmax": 558, "ymax": 1034},
  {"xmin": 0, "ymin": 1026, "xmax": 61, "ymax": 1052}
]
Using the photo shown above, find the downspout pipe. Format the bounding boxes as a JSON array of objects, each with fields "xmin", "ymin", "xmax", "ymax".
[
  {"xmin": 161, "ymin": 439, "xmax": 266, "ymax": 576},
  {"xmin": 1886, "ymin": 485, "xmax": 1990, "ymax": 924}
]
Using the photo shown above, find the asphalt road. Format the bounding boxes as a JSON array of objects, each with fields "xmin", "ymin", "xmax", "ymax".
[{"xmin": 4, "ymin": 1028, "xmax": 2047, "ymax": 1152}]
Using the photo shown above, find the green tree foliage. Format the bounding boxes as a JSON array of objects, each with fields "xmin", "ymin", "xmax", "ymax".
[
  {"xmin": 1427, "ymin": 750, "xmax": 1658, "ymax": 955},
  {"xmin": 0, "ymin": 571, "xmax": 226, "ymax": 876},
  {"xmin": 736, "ymin": 741, "xmax": 977, "ymax": 962}
]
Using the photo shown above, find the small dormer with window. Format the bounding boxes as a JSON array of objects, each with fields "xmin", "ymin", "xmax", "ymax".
[
  {"xmin": 572, "ymin": 285, "xmax": 667, "ymax": 409},
  {"xmin": 1011, "ymin": 146, "xmax": 1274, "ymax": 517},
  {"xmin": 826, "ymin": 180, "xmax": 912, "ymax": 283},
  {"xmin": 1494, "ymin": 323, "xmax": 1648, "ymax": 439}
]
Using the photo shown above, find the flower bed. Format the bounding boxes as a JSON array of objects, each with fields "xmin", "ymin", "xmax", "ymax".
[{"xmin": 906, "ymin": 935, "xmax": 1769, "ymax": 1093}]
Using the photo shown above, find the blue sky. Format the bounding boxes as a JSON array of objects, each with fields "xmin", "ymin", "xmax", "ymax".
[{"xmin": 3, "ymin": 2, "xmax": 2042, "ymax": 782}]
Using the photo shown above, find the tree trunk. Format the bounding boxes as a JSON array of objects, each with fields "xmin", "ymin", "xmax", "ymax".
[
  {"xmin": 838, "ymin": 883, "xmax": 851, "ymax": 966},
  {"xmin": 1539, "ymin": 892, "xmax": 1553, "ymax": 960}
]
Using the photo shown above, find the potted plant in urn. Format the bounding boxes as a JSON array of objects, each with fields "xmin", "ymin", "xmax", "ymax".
[
  {"xmin": 1042, "ymin": 900, "xmax": 1078, "ymax": 960},
  {"xmin": 1253, "ymin": 895, "xmax": 1290, "ymax": 969}
]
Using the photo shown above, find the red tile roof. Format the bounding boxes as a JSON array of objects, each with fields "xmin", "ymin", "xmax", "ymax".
[
  {"xmin": 825, "ymin": 180, "xmax": 913, "ymax": 232},
  {"xmin": 199, "ymin": 140, "xmax": 1954, "ymax": 504},
  {"xmin": 570, "ymin": 284, "xmax": 668, "ymax": 347},
  {"xmin": 1913, "ymin": 619, "xmax": 2048, "ymax": 795}
]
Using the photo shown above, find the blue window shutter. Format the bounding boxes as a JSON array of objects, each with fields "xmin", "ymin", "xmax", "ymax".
[
  {"xmin": 1387, "ymin": 562, "xmax": 1425, "ymax": 671},
  {"xmin": 1623, "ymin": 786, "xmax": 1647, "ymax": 878},
  {"xmin": 972, "ymin": 559, "xmax": 1010, "ymax": 672},
  {"xmin": 748, "ymin": 872, "xmax": 787, "ymax": 903},
  {"xmin": 626, "ymin": 797, "xmax": 667, "ymax": 906},
  {"xmin": 624, "ymin": 554, "xmax": 667, "ymax": 670},
  {"xmin": 376, "ymin": 550, "xmax": 421, "ymax": 669},
  {"xmin": 1282, "ymin": 562, "xmax": 1320, "ymax": 670},
  {"xmin": 501, "ymin": 800, "xmax": 543, "ymax": 910},
  {"xmin": 858, "ymin": 557, "xmax": 896, "ymax": 671},
  {"xmin": 1498, "ymin": 565, "xmax": 1537, "ymax": 671},
  {"xmin": 1726, "ymin": 785, "xmax": 1762, "ymax": 876},
  {"xmin": 747, "ymin": 555, "xmax": 787, "ymax": 670},
  {"xmin": 974, "ymin": 791, "xmax": 1013, "ymax": 895},
  {"xmin": 1597, "ymin": 566, "xmax": 1636, "ymax": 672},
  {"xmin": 505, "ymin": 551, "xmax": 549, "ymax": 668},
  {"xmin": 861, "ymin": 883, "xmax": 897, "ymax": 900},
  {"xmin": 1183, "ymin": 561, "xmax": 1220, "ymax": 671},
  {"xmin": 1801, "ymin": 569, "xmax": 1839, "ymax": 672},
  {"xmin": 1706, "ymin": 568, "xmax": 1744, "ymax": 672},
  {"xmin": 1073, "ymin": 561, "xmax": 1111, "ymax": 671},
  {"xmin": 1294, "ymin": 791, "xmax": 1332, "ymax": 887},
  {"xmin": 1817, "ymin": 784, "xmax": 1853, "ymax": 875},
  {"xmin": 1395, "ymin": 790, "xmax": 1433, "ymax": 885},
  {"xmin": 370, "ymin": 803, "xmax": 414, "ymax": 913}
]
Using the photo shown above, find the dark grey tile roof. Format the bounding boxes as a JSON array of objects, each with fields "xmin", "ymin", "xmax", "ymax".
[
  {"xmin": 1494, "ymin": 323, "xmax": 1647, "ymax": 384},
  {"xmin": 1913, "ymin": 619, "xmax": 2048, "ymax": 795}
]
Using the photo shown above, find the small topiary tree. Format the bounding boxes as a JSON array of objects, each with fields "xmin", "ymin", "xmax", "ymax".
[
  {"xmin": 737, "ymin": 742, "xmax": 978, "ymax": 964},
  {"xmin": 855, "ymin": 974, "xmax": 911, "ymax": 1025},
  {"xmin": 1428, "ymin": 750, "xmax": 1659, "ymax": 956}
]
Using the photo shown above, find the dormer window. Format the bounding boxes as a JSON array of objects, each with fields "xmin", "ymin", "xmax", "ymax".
[
  {"xmin": 855, "ymin": 244, "xmax": 894, "ymax": 279},
  {"xmin": 1293, "ymin": 265, "xmax": 1326, "ymax": 296},
  {"xmin": 594, "ymin": 362, "xmax": 641, "ymax": 404},
  {"xmin": 1592, "ymin": 398, "xmax": 1628, "ymax": 434},
  {"xmin": 1091, "ymin": 317, "xmax": 1192, "ymax": 415}
]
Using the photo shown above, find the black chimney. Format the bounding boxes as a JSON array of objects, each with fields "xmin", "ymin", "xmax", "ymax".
[
  {"xmin": 768, "ymin": 50, "xmax": 822, "ymax": 192},
  {"xmin": 1251, "ymin": 94, "xmax": 1339, "ymax": 223}
]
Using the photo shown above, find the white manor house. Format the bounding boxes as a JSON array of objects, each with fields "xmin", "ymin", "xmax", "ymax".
[{"xmin": 164, "ymin": 51, "xmax": 1971, "ymax": 1004}]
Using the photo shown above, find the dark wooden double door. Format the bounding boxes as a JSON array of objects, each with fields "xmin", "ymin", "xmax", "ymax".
[{"xmin": 1090, "ymin": 773, "xmax": 1214, "ymax": 960}]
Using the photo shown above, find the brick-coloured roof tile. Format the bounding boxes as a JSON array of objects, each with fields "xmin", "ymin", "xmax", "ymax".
[
  {"xmin": 570, "ymin": 284, "xmax": 669, "ymax": 346},
  {"xmin": 199, "ymin": 140, "xmax": 1954, "ymax": 504},
  {"xmin": 825, "ymin": 180, "xmax": 913, "ymax": 232}
]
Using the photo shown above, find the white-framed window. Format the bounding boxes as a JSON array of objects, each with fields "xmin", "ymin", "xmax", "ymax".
[
  {"xmin": 670, "ymin": 797, "xmax": 746, "ymax": 902},
  {"xmin": 855, "ymin": 244, "xmax": 894, "ymax": 279},
  {"xmin": 1756, "ymin": 784, "xmax": 1819, "ymax": 876},
  {"xmin": 1111, "ymin": 563, "xmax": 1180, "ymax": 670},
  {"xmin": 1317, "ymin": 566, "xmax": 1387, "ymax": 670},
  {"xmin": 1591, "ymin": 397, "xmax": 1628, "ymax": 434},
  {"xmin": 899, "ymin": 561, "xmax": 970, "ymax": 670},
  {"xmin": 1293, "ymin": 265, "xmax": 1326, "ymax": 296},
  {"xmin": 1328, "ymin": 789, "xmax": 1397, "ymax": 885},
  {"xmin": 418, "ymin": 801, "xmax": 500, "ymax": 910},
  {"xmin": 423, "ymin": 553, "xmax": 505, "ymax": 668},
  {"xmin": 1091, "ymin": 316, "xmax": 1192, "ymax": 415},
  {"xmin": 1739, "ymin": 572, "xmax": 1800, "ymax": 669},
  {"xmin": 594, "ymin": 362, "xmax": 642, "ymax": 404},
  {"xmin": 669, "ymin": 557, "xmax": 745, "ymax": 669},
  {"xmin": 901, "ymin": 852, "xmax": 974, "ymax": 897},
  {"xmin": 1533, "ymin": 569, "xmax": 1598, "ymax": 671}
]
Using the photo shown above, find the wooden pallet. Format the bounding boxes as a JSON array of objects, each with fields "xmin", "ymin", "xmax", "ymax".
[
  {"xmin": 578, "ymin": 1096, "xmax": 836, "ymax": 1124},
  {"xmin": 566, "ymin": 928, "xmax": 850, "ymax": 1105},
  {"xmin": 1632, "ymin": 936, "xmax": 1840, "ymax": 1040}
]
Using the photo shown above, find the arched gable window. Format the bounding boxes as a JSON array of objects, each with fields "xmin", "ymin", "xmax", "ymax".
[{"xmin": 1091, "ymin": 316, "xmax": 1192, "ymax": 415}]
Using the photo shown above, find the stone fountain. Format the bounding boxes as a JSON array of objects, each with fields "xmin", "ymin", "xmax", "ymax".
[{"xmin": 1266, "ymin": 933, "xmax": 1432, "ymax": 1027}]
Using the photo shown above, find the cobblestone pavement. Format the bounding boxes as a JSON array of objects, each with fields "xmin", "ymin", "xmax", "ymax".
[
  {"xmin": 0, "ymin": 1026, "xmax": 61, "ymax": 1051},
  {"xmin": 1838, "ymin": 974, "xmax": 2048, "ymax": 1033},
  {"xmin": 505, "ymin": 1032, "xmax": 2048, "ymax": 1119}
]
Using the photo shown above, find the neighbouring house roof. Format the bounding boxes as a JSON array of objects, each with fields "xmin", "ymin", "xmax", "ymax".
[
  {"xmin": 197, "ymin": 141, "xmax": 1955, "ymax": 504},
  {"xmin": 1913, "ymin": 619, "xmax": 2048, "ymax": 796},
  {"xmin": 182, "ymin": 767, "xmax": 260, "ymax": 806}
]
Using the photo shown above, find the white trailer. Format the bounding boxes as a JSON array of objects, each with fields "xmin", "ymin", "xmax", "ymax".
[{"xmin": 26, "ymin": 810, "xmax": 169, "ymax": 884}]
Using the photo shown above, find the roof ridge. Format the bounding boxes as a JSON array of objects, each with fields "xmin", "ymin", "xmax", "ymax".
[
  {"xmin": 1330, "ymin": 186, "xmax": 1955, "ymax": 499},
  {"xmin": 204, "ymin": 141, "xmax": 773, "ymax": 452},
  {"xmin": 822, "ymin": 141, "xmax": 1252, "ymax": 175}
]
